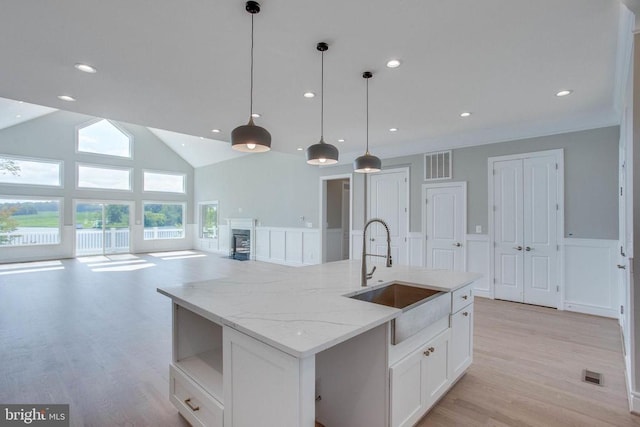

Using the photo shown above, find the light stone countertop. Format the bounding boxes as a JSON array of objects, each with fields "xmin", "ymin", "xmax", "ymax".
[{"xmin": 158, "ymin": 260, "xmax": 481, "ymax": 358}]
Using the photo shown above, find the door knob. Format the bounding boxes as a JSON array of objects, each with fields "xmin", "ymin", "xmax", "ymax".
[
  {"xmin": 525, "ymin": 246, "xmax": 532, "ymax": 251},
  {"xmin": 370, "ymin": 238, "xmax": 375, "ymax": 242},
  {"xmin": 513, "ymin": 246, "xmax": 523, "ymax": 251},
  {"xmin": 617, "ymin": 264, "xmax": 626, "ymax": 269},
  {"xmin": 453, "ymin": 242, "xmax": 462, "ymax": 247}
]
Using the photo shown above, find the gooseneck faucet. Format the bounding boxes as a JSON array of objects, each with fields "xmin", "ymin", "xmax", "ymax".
[{"xmin": 361, "ymin": 218, "xmax": 392, "ymax": 287}]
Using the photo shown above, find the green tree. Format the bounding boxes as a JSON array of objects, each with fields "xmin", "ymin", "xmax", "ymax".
[
  {"xmin": 0, "ymin": 158, "xmax": 20, "ymax": 176},
  {"xmin": 0, "ymin": 207, "xmax": 18, "ymax": 245}
]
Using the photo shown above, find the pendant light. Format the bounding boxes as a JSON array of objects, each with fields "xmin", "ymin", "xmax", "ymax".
[
  {"xmin": 231, "ymin": 1, "xmax": 271, "ymax": 153},
  {"xmin": 306, "ymin": 42, "xmax": 339, "ymax": 165},
  {"xmin": 354, "ymin": 71, "xmax": 382, "ymax": 173}
]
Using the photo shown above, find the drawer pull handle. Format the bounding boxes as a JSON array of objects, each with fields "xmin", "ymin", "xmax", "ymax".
[
  {"xmin": 185, "ymin": 398, "xmax": 200, "ymax": 412},
  {"xmin": 463, "ymin": 311, "xmax": 469, "ymax": 317},
  {"xmin": 462, "ymin": 295, "xmax": 468, "ymax": 300}
]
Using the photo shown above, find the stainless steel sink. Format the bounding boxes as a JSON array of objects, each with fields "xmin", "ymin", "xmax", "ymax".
[{"xmin": 349, "ymin": 283, "xmax": 450, "ymax": 344}]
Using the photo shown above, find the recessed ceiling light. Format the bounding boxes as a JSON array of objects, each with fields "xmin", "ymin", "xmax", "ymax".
[
  {"xmin": 460, "ymin": 112, "xmax": 472, "ymax": 117},
  {"xmin": 556, "ymin": 89, "xmax": 573, "ymax": 97},
  {"xmin": 74, "ymin": 63, "xmax": 97, "ymax": 73},
  {"xmin": 386, "ymin": 59, "xmax": 401, "ymax": 69},
  {"xmin": 199, "ymin": 137, "xmax": 204, "ymax": 140},
  {"xmin": 303, "ymin": 92, "xmax": 315, "ymax": 98},
  {"xmin": 389, "ymin": 128, "xmax": 398, "ymax": 132},
  {"xmin": 211, "ymin": 129, "xmax": 221, "ymax": 133},
  {"xmin": 338, "ymin": 139, "xmax": 345, "ymax": 142},
  {"xmin": 296, "ymin": 147, "xmax": 303, "ymax": 151},
  {"xmin": 15, "ymin": 114, "xmax": 21, "ymax": 118},
  {"xmin": 251, "ymin": 113, "xmax": 261, "ymax": 118},
  {"xmin": 57, "ymin": 95, "xmax": 76, "ymax": 102},
  {"xmin": 18, "ymin": 101, "xmax": 23, "ymax": 104}
]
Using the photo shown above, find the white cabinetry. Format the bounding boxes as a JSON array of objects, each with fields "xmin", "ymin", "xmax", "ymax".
[
  {"xmin": 390, "ymin": 329, "xmax": 451, "ymax": 427},
  {"xmin": 451, "ymin": 284, "xmax": 474, "ymax": 378},
  {"xmin": 389, "ymin": 283, "xmax": 474, "ymax": 427},
  {"xmin": 171, "ymin": 304, "xmax": 224, "ymax": 427}
]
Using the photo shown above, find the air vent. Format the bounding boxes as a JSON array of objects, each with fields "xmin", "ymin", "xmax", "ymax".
[
  {"xmin": 424, "ymin": 150, "xmax": 452, "ymax": 181},
  {"xmin": 582, "ymin": 369, "xmax": 603, "ymax": 386}
]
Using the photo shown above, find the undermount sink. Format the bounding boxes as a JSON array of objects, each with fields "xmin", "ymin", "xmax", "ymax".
[{"xmin": 349, "ymin": 283, "xmax": 450, "ymax": 345}]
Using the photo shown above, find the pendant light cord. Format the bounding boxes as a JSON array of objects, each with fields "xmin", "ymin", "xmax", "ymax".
[
  {"xmin": 320, "ymin": 49, "xmax": 324, "ymax": 140},
  {"xmin": 365, "ymin": 76, "xmax": 369, "ymax": 154},
  {"xmin": 250, "ymin": 13, "xmax": 254, "ymax": 117}
]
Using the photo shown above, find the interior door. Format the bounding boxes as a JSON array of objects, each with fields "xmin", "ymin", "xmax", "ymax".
[
  {"xmin": 493, "ymin": 159, "xmax": 524, "ymax": 302},
  {"xmin": 522, "ymin": 155, "xmax": 558, "ymax": 307},
  {"xmin": 425, "ymin": 183, "xmax": 465, "ymax": 270},
  {"xmin": 368, "ymin": 169, "xmax": 408, "ymax": 266}
]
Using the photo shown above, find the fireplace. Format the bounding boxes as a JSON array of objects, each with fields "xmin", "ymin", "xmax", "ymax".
[{"xmin": 230, "ymin": 229, "xmax": 251, "ymax": 261}]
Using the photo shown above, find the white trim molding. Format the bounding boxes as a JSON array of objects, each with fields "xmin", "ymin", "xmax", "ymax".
[{"xmin": 563, "ymin": 238, "xmax": 619, "ymax": 318}]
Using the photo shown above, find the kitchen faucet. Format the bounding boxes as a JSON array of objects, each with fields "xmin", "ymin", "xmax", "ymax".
[{"xmin": 361, "ymin": 218, "xmax": 392, "ymax": 286}]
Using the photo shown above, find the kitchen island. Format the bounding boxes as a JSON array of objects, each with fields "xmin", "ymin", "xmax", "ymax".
[{"xmin": 158, "ymin": 260, "xmax": 480, "ymax": 427}]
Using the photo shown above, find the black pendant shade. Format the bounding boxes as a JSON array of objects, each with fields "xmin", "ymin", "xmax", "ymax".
[
  {"xmin": 306, "ymin": 42, "xmax": 339, "ymax": 165},
  {"xmin": 354, "ymin": 71, "xmax": 382, "ymax": 173},
  {"xmin": 231, "ymin": 1, "xmax": 271, "ymax": 153},
  {"xmin": 354, "ymin": 152, "xmax": 382, "ymax": 173},
  {"xmin": 231, "ymin": 117, "xmax": 271, "ymax": 152}
]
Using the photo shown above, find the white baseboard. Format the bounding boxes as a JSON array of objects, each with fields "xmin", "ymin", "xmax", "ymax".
[
  {"xmin": 631, "ymin": 391, "xmax": 640, "ymax": 414},
  {"xmin": 563, "ymin": 302, "xmax": 618, "ymax": 319}
]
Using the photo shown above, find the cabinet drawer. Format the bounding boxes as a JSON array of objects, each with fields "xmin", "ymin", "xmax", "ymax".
[
  {"xmin": 452, "ymin": 283, "xmax": 473, "ymax": 313},
  {"xmin": 170, "ymin": 365, "xmax": 223, "ymax": 427}
]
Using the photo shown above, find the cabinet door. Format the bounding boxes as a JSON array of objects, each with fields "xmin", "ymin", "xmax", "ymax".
[
  {"xmin": 390, "ymin": 349, "xmax": 424, "ymax": 427},
  {"xmin": 451, "ymin": 304, "xmax": 473, "ymax": 379},
  {"xmin": 422, "ymin": 330, "xmax": 451, "ymax": 409}
]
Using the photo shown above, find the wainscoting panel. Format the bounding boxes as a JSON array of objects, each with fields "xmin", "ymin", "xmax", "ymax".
[
  {"xmin": 269, "ymin": 230, "xmax": 286, "ymax": 263},
  {"xmin": 285, "ymin": 231, "xmax": 304, "ymax": 265},
  {"xmin": 303, "ymin": 232, "xmax": 319, "ymax": 265},
  {"xmin": 466, "ymin": 234, "xmax": 490, "ymax": 298},
  {"xmin": 255, "ymin": 228, "xmax": 270, "ymax": 260},
  {"xmin": 408, "ymin": 232, "xmax": 424, "ymax": 267},
  {"xmin": 563, "ymin": 238, "xmax": 618, "ymax": 318}
]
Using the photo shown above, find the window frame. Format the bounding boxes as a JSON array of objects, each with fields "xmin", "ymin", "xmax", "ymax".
[
  {"xmin": 76, "ymin": 162, "xmax": 133, "ymax": 192},
  {"xmin": 76, "ymin": 118, "xmax": 134, "ymax": 160},
  {"xmin": 0, "ymin": 195, "xmax": 63, "ymax": 247},
  {"xmin": 198, "ymin": 200, "xmax": 219, "ymax": 240},
  {"xmin": 142, "ymin": 201, "xmax": 186, "ymax": 240},
  {"xmin": 142, "ymin": 169, "xmax": 186, "ymax": 194},
  {"xmin": 0, "ymin": 154, "xmax": 63, "ymax": 188}
]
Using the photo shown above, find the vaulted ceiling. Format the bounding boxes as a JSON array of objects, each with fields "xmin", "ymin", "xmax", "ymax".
[{"xmin": 0, "ymin": 0, "xmax": 624, "ymax": 167}]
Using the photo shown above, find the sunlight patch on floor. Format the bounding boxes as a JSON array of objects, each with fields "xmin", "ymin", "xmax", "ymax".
[
  {"xmin": 91, "ymin": 263, "xmax": 156, "ymax": 272},
  {"xmin": 0, "ymin": 260, "xmax": 63, "ymax": 271},
  {"xmin": 160, "ymin": 254, "xmax": 207, "ymax": 260},
  {"xmin": 148, "ymin": 250, "xmax": 199, "ymax": 258},
  {"xmin": 0, "ymin": 266, "xmax": 65, "ymax": 276},
  {"xmin": 87, "ymin": 259, "xmax": 148, "ymax": 268},
  {"xmin": 77, "ymin": 256, "xmax": 110, "ymax": 263}
]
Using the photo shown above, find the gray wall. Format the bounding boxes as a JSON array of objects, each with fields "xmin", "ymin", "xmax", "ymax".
[
  {"xmin": 0, "ymin": 110, "xmax": 194, "ymax": 226},
  {"xmin": 453, "ymin": 126, "xmax": 619, "ymax": 238},
  {"xmin": 195, "ymin": 151, "xmax": 320, "ymax": 228},
  {"xmin": 321, "ymin": 126, "xmax": 619, "ymax": 239}
]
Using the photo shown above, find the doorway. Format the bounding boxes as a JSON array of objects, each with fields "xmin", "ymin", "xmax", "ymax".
[
  {"xmin": 489, "ymin": 149, "xmax": 563, "ymax": 308},
  {"xmin": 320, "ymin": 174, "xmax": 352, "ymax": 263},
  {"xmin": 423, "ymin": 182, "xmax": 466, "ymax": 271},
  {"xmin": 75, "ymin": 200, "xmax": 132, "ymax": 256}
]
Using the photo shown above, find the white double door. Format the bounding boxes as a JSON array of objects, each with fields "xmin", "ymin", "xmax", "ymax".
[{"xmin": 492, "ymin": 150, "xmax": 561, "ymax": 308}]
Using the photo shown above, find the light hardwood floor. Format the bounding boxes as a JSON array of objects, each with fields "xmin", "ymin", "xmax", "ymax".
[{"xmin": 0, "ymin": 252, "xmax": 637, "ymax": 426}]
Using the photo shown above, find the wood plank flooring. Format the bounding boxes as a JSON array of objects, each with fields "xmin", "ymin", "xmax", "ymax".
[{"xmin": 0, "ymin": 252, "xmax": 637, "ymax": 426}]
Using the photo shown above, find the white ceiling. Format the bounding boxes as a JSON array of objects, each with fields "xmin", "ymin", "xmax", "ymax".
[{"xmin": 0, "ymin": 0, "xmax": 624, "ymax": 167}]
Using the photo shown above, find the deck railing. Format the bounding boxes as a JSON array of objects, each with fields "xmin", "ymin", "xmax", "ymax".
[{"xmin": 1, "ymin": 227, "xmax": 185, "ymax": 254}]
